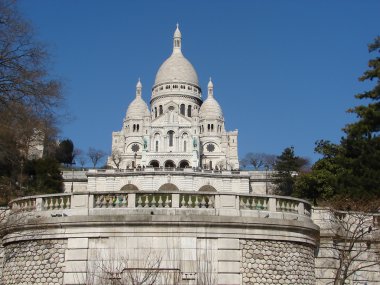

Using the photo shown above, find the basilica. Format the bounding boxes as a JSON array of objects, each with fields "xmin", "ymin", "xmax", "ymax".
[
  {"xmin": 2, "ymin": 25, "xmax": 379, "ymax": 285},
  {"xmin": 108, "ymin": 25, "xmax": 239, "ymax": 170}
]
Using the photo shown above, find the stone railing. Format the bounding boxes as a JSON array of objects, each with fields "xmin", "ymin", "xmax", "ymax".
[
  {"xmin": 9, "ymin": 192, "xmax": 312, "ymax": 219},
  {"xmin": 94, "ymin": 193, "xmax": 128, "ymax": 208},
  {"xmin": 180, "ymin": 193, "xmax": 215, "ymax": 208},
  {"xmin": 136, "ymin": 193, "xmax": 172, "ymax": 208},
  {"xmin": 84, "ymin": 168, "xmax": 247, "ymax": 176},
  {"xmin": 10, "ymin": 194, "xmax": 72, "ymax": 212}
]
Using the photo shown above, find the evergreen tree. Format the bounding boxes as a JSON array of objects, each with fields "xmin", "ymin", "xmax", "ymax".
[
  {"xmin": 55, "ymin": 139, "xmax": 75, "ymax": 167},
  {"xmin": 273, "ymin": 146, "xmax": 309, "ymax": 196},
  {"xmin": 296, "ymin": 37, "xmax": 380, "ymax": 203}
]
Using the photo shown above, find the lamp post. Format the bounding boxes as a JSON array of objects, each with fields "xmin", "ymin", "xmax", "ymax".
[
  {"xmin": 265, "ymin": 164, "xmax": 269, "ymax": 195},
  {"xmin": 71, "ymin": 160, "xmax": 76, "ymax": 192}
]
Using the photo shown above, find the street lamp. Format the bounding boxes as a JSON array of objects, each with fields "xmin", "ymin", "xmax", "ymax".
[{"xmin": 71, "ymin": 160, "xmax": 76, "ymax": 192}]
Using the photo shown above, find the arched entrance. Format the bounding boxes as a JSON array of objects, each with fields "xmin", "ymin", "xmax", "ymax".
[
  {"xmin": 158, "ymin": 183, "xmax": 179, "ymax": 191},
  {"xmin": 149, "ymin": 160, "xmax": 159, "ymax": 167},
  {"xmin": 199, "ymin": 185, "xmax": 217, "ymax": 192},
  {"xmin": 179, "ymin": 160, "xmax": 190, "ymax": 168},
  {"xmin": 164, "ymin": 160, "xmax": 175, "ymax": 168},
  {"xmin": 120, "ymin": 184, "xmax": 139, "ymax": 191}
]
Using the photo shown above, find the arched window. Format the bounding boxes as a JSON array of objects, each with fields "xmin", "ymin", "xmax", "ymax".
[
  {"xmin": 133, "ymin": 124, "xmax": 136, "ymax": 132},
  {"xmin": 208, "ymin": 124, "xmax": 210, "ymax": 131},
  {"xmin": 180, "ymin": 104, "xmax": 185, "ymax": 115},
  {"xmin": 154, "ymin": 107, "xmax": 157, "ymax": 118},
  {"xmin": 168, "ymin": 131, "xmax": 174, "ymax": 147},
  {"xmin": 137, "ymin": 124, "xmax": 139, "ymax": 132},
  {"xmin": 155, "ymin": 141, "xmax": 159, "ymax": 152},
  {"xmin": 184, "ymin": 141, "xmax": 187, "ymax": 152},
  {"xmin": 159, "ymin": 105, "xmax": 163, "ymax": 115},
  {"xmin": 187, "ymin": 105, "xmax": 192, "ymax": 117},
  {"xmin": 211, "ymin": 124, "xmax": 214, "ymax": 131}
]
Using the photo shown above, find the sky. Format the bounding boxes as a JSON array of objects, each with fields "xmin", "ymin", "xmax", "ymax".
[{"xmin": 18, "ymin": 0, "xmax": 380, "ymax": 164}]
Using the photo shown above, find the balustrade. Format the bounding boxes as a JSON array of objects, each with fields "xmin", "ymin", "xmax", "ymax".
[
  {"xmin": 180, "ymin": 194, "xmax": 215, "ymax": 208},
  {"xmin": 94, "ymin": 193, "xmax": 128, "ymax": 208},
  {"xmin": 9, "ymin": 192, "xmax": 312, "ymax": 219},
  {"xmin": 43, "ymin": 195, "xmax": 71, "ymax": 210},
  {"xmin": 239, "ymin": 196, "xmax": 268, "ymax": 210},
  {"xmin": 10, "ymin": 198, "xmax": 36, "ymax": 211},
  {"xmin": 276, "ymin": 198, "xmax": 299, "ymax": 213},
  {"xmin": 136, "ymin": 193, "xmax": 172, "ymax": 208}
]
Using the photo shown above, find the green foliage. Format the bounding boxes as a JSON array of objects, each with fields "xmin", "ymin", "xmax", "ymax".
[
  {"xmin": 24, "ymin": 157, "xmax": 63, "ymax": 195},
  {"xmin": 55, "ymin": 139, "xmax": 75, "ymax": 166},
  {"xmin": 296, "ymin": 37, "xmax": 380, "ymax": 204},
  {"xmin": 273, "ymin": 146, "xmax": 309, "ymax": 196}
]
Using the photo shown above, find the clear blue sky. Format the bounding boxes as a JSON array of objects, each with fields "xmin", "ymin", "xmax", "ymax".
[{"xmin": 18, "ymin": 0, "xmax": 380, "ymax": 163}]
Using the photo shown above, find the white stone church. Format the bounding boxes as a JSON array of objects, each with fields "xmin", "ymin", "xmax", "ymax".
[
  {"xmin": 109, "ymin": 25, "xmax": 239, "ymax": 170},
  {"xmin": 3, "ymin": 25, "xmax": 379, "ymax": 285}
]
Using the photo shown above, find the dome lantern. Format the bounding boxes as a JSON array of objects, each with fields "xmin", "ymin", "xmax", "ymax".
[
  {"xmin": 173, "ymin": 23, "xmax": 182, "ymax": 53},
  {"xmin": 136, "ymin": 78, "xmax": 142, "ymax": 97},
  {"xmin": 208, "ymin": 77, "xmax": 214, "ymax": 98}
]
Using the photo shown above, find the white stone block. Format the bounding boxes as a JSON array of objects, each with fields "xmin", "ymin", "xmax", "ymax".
[
  {"xmin": 180, "ymin": 237, "xmax": 196, "ymax": 249},
  {"xmin": 68, "ymin": 238, "xmax": 88, "ymax": 249},
  {"xmin": 218, "ymin": 261, "xmax": 240, "ymax": 273},
  {"xmin": 218, "ymin": 249, "xmax": 240, "ymax": 261},
  {"xmin": 65, "ymin": 249, "xmax": 88, "ymax": 261},
  {"xmin": 65, "ymin": 261, "xmax": 87, "ymax": 272},
  {"xmin": 71, "ymin": 194, "xmax": 88, "ymax": 208},
  {"xmin": 217, "ymin": 273, "xmax": 241, "ymax": 284},
  {"xmin": 63, "ymin": 272, "xmax": 86, "ymax": 284},
  {"xmin": 220, "ymin": 195, "xmax": 236, "ymax": 208},
  {"xmin": 217, "ymin": 238, "xmax": 239, "ymax": 250}
]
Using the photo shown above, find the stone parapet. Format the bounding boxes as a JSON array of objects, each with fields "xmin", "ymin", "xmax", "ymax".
[{"xmin": 2, "ymin": 193, "xmax": 319, "ymax": 285}]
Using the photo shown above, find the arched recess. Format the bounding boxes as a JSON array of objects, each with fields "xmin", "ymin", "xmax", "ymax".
[
  {"xmin": 179, "ymin": 160, "xmax": 190, "ymax": 168},
  {"xmin": 149, "ymin": 160, "xmax": 160, "ymax": 167},
  {"xmin": 198, "ymin": 185, "xmax": 217, "ymax": 192},
  {"xmin": 158, "ymin": 183, "xmax": 179, "ymax": 191},
  {"xmin": 164, "ymin": 160, "xmax": 175, "ymax": 168},
  {"xmin": 120, "ymin": 184, "xmax": 139, "ymax": 191}
]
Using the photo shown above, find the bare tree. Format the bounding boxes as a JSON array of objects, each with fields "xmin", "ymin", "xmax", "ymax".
[
  {"xmin": 241, "ymin": 152, "xmax": 277, "ymax": 170},
  {"xmin": 110, "ymin": 150, "xmax": 123, "ymax": 170},
  {"xmin": 0, "ymin": 0, "xmax": 62, "ymax": 198},
  {"xmin": 77, "ymin": 250, "xmax": 163, "ymax": 285},
  {"xmin": 196, "ymin": 239, "xmax": 217, "ymax": 285},
  {"xmin": 87, "ymin": 148, "xmax": 106, "ymax": 168},
  {"xmin": 320, "ymin": 200, "xmax": 380, "ymax": 285}
]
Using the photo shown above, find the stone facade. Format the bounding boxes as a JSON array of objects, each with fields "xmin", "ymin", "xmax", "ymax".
[
  {"xmin": 240, "ymin": 240, "xmax": 315, "ymax": 285},
  {"xmin": 1, "ymin": 239, "xmax": 66, "ymax": 285}
]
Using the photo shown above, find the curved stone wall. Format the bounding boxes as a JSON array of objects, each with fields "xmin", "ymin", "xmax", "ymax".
[
  {"xmin": 240, "ymin": 240, "xmax": 315, "ymax": 285},
  {"xmin": 2, "ymin": 239, "xmax": 66, "ymax": 285}
]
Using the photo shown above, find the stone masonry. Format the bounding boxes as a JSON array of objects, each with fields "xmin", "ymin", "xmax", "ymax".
[
  {"xmin": 240, "ymin": 240, "xmax": 315, "ymax": 285},
  {"xmin": 1, "ymin": 239, "xmax": 67, "ymax": 285}
]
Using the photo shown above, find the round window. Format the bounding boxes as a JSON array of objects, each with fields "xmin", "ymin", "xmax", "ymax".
[
  {"xmin": 206, "ymin": 144, "xmax": 215, "ymax": 152},
  {"xmin": 131, "ymin": 144, "xmax": 140, "ymax": 152}
]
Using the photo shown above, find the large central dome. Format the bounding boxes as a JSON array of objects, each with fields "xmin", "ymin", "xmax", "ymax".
[
  {"xmin": 154, "ymin": 53, "xmax": 199, "ymax": 86},
  {"xmin": 153, "ymin": 25, "xmax": 199, "ymax": 87}
]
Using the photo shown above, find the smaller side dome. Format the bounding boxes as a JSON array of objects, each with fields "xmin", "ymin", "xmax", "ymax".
[
  {"xmin": 199, "ymin": 78, "xmax": 223, "ymax": 120},
  {"xmin": 126, "ymin": 79, "xmax": 150, "ymax": 119}
]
